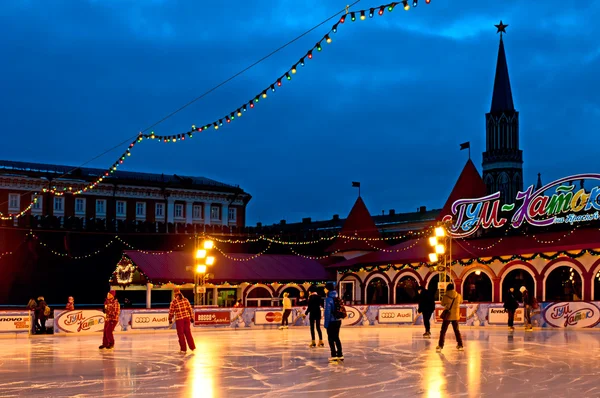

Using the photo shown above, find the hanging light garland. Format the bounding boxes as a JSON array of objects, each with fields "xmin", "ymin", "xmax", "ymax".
[
  {"xmin": 212, "ymin": 241, "xmax": 273, "ymax": 261},
  {"xmin": 1, "ymin": 1, "xmax": 431, "ymax": 220}
]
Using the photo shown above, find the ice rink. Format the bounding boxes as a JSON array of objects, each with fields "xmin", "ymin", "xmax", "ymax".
[{"xmin": 1, "ymin": 327, "xmax": 600, "ymax": 397}]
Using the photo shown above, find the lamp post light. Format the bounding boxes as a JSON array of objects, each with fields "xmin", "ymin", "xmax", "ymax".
[
  {"xmin": 428, "ymin": 224, "xmax": 452, "ymax": 301},
  {"xmin": 194, "ymin": 237, "xmax": 215, "ymax": 306}
]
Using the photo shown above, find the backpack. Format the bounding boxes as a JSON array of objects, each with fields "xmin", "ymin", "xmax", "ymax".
[
  {"xmin": 333, "ymin": 297, "xmax": 347, "ymax": 319},
  {"xmin": 44, "ymin": 305, "xmax": 51, "ymax": 317}
]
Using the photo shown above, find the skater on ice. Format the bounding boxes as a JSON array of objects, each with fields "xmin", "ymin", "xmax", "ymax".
[
  {"xmin": 520, "ymin": 286, "xmax": 534, "ymax": 331},
  {"xmin": 417, "ymin": 286, "xmax": 435, "ymax": 337},
  {"xmin": 66, "ymin": 296, "xmax": 75, "ymax": 311},
  {"xmin": 305, "ymin": 285, "xmax": 324, "ymax": 348},
  {"xmin": 324, "ymin": 282, "xmax": 344, "ymax": 361},
  {"xmin": 279, "ymin": 292, "xmax": 292, "ymax": 330},
  {"xmin": 99, "ymin": 290, "xmax": 120, "ymax": 350},
  {"xmin": 436, "ymin": 284, "xmax": 464, "ymax": 352},
  {"xmin": 503, "ymin": 287, "xmax": 519, "ymax": 331},
  {"xmin": 168, "ymin": 288, "xmax": 196, "ymax": 354}
]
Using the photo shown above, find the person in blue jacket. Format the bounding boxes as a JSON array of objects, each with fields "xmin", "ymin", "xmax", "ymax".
[{"xmin": 324, "ymin": 282, "xmax": 343, "ymax": 361}]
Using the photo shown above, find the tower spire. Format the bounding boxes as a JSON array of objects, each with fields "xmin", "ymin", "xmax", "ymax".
[{"xmin": 490, "ymin": 21, "xmax": 514, "ymax": 113}]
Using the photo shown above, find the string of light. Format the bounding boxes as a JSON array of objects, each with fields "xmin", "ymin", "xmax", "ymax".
[
  {"xmin": 0, "ymin": 1, "xmax": 431, "ymax": 220},
  {"xmin": 213, "ymin": 242, "xmax": 273, "ymax": 261}
]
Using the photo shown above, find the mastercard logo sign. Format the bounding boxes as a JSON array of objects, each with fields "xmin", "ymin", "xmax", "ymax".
[{"xmin": 265, "ymin": 312, "xmax": 283, "ymax": 323}]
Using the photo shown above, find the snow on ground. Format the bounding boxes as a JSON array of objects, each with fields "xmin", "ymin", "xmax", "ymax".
[{"xmin": 1, "ymin": 327, "xmax": 600, "ymax": 397}]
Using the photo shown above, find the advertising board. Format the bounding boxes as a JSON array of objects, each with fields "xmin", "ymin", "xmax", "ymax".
[
  {"xmin": 544, "ymin": 302, "xmax": 600, "ymax": 328},
  {"xmin": 56, "ymin": 310, "xmax": 110, "ymax": 333},
  {"xmin": 434, "ymin": 306, "xmax": 467, "ymax": 323},
  {"xmin": 487, "ymin": 307, "xmax": 524, "ymax": 325},
  {"xmin": 194, "ymin": 311, "xmax": 231, "ymax": 326},
  {"xmin": 131, "ymin": 313, "xmax": 170, "ymax": 329},
  {"xmin": 0, "ymin": 313, "xmax": 31, "ymax": 333},
  {"xmin": 378, "ymin": 307, "xmax": 414, "ymax": 324}
]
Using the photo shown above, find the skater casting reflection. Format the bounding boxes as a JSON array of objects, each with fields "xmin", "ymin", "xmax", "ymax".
[
  {"xmin": 168, "ymin": 288, "xmax": 196, "ymax": 354},
  {"xmin": 324, "ymin": 282, "xmax": 344, "ymax": 361},
  {"xmin": 520, "ymin": 286, "xmax": 534, "ymax": 331},
  {"xmin": 305, "ymin": 285, "xmax": 324, "ymax": 348},
  {"xmin": 436, "ymin": 284, "xmax": 464, "ymax": 352},
  {"xmin": 503, "ymin": 288, "xmax": 519, "ymax": 331},
  {"xmin": 99, "ymin": 290, "xmax": 120, "ymax": 350},
  {"xmin": 417, "ymin": 286, "xmax": 435, "ymax": 338},
  {"xmin": 279, "ymin": 292, "xmax": 292, "ymax": 330}
]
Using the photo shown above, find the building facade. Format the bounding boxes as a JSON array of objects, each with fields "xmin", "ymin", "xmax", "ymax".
[{"xmin": 0, "ymin": 160, "xmax": 251, "ymax": 232}]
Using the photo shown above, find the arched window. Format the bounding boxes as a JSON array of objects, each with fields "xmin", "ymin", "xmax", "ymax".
[
  {"xmin": 545, "ymin": 266, "xmax": 582, "ymax": 301},
  {"xmin": 498, "ymin": 172, "xmax": 510, "ymax": 202},
  {"xmin": 366, "ymin": 277, "xmax": 389, "ymax": 304},
  {"xmin": 246, "ymin": 287, "xmax": 273, "ymax": 307},
  {"xmin": 395, "ymin": 276, "xmax": 419, "ymax": 304},
  {"xmin": 463, "ymin": 271, "xmax": 492, "ymax": 302},
  {"xmin": 502, "ymin": 269, "xmax": 535, "ymax": 302},
  {"xmin": 594, "ymin": 270, "xmax": 600, "ymax": 300},
  {"xmin": 427, "ymin": 274, "xmax": 452, "ymax": 301}
]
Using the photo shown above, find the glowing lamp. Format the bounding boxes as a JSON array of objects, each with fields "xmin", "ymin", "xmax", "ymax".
[
  {"xmin": 403, "ymin": 1, "xmax": 410, "ymax": 10},
  {"xmin": 475, "ymin": 270, "xmax": 481, "ymax": 276},
  {"xmin": 435, "ymin": 227, "xmax": 446, "ymax": 237},
  {"xmin": 196, "ymin": 249, "xmax": 207, "ymax": 259},
  {"xmin": 378, "ymin": 6, "xmax": 384, "ymax": 15},
  {"xmin": 428, "ymin": 253, "xmax": 438, "ymax": 263},
  {"xmin": 435, "ymin": 244, "xmax": 445, "ymax": 254},
  {"xmin": 196, "ymin": 264, "xmax": 207, "ymax": 274},
  {"xmin": 325, "ymin": 35, "xmax": 331, "ymax": 44},
  {"xmin": 206, "ymin": 256, "xmax": 215, "ymax": 266},
  {"xmin": 429, "ymin": 237, "xmax": 438, "ymax": 247},
  {"xmin": 203, "ymin": 240, "xmax": 214, "ymax": 250},
  {"xmin": 360, "ymin": 11, "xmax": 366, "ymax": 20}
]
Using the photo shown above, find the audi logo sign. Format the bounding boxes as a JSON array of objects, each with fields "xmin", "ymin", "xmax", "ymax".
[
  {"xmin": 131, "ymin": 313, "xmax": 170, "ymax": 329},
  {"xmin": 0, "ymin": 313, "xmax": 31, "ymax": 333},
  {"xmin": 377, "ymin": 308, "xmax": 414, "ymax": 324}
]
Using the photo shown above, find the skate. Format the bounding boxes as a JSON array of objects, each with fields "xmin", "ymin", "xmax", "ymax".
[
  {"xmin": 457, "ymin": 346, "xmax": 464, "ymax": 351},
  {"xmin": 423, "ymin": 332, "xmax": 431, "ymax": 338},
  {"xmin": 328, "ymin": 356, "xmax": 339, "ymax": 362},
  {"xmin": 99, "ymin": 345, "xmax": 106, "ymax": 349},
  {"xmin": 337, "ymin": 355, "xmax": 344, "ymax": 361},
  {"xmin": 318, "ymin": 340, "xmax": 325, "ymax": 347},
  {"xmin": 278, "ymin": 326, "xmax": 285, "ymax": 330},
  {"xmin": 309, "ymin": 341, "xmax": 316, "ymax": 348},
  {"xmin": 436, "ymin": 346, "xmax": 442, "ymax": 352}
]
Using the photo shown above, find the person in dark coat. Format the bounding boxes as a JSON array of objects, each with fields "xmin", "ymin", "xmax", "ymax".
[
  {"xmin": 35, "ymin": 296, "xmax": 47, "ymax": 334},
  {"xmin": 503, "ymin": 287, "xmax": 519, "ymax": 331},
  {"xmin": 520, "ymin": 286, "xmax": 533, "ymax": 331},
  {"xmin": 417, "ymin": 287, "xmax": 435, "ymax": 337},
  {"xmin": 305, "ymin": 286, "xmax": 324, "ymax": 348}
]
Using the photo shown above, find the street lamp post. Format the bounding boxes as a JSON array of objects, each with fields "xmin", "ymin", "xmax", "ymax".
[
  {"xmin": 428, "ymin": 224, "xmax": 452, "ymax": 301},
  {"xmin": 194, "ymin": 237, "xmax": 215, "ymax": 306}
]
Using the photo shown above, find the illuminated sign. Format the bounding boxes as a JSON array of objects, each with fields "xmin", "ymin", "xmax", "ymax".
[{"xmin": 443, "ymin": 174, "xmax": 600, "ymax": 237}]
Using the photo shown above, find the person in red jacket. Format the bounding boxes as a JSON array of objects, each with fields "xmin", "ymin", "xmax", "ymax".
[
  {"xmin": 99, "ymin": 290, "xmax": 120, "ymax": 350},
  {"xmin": 169, "ymin": 288, "xmax": 196, "ymax": 354}
]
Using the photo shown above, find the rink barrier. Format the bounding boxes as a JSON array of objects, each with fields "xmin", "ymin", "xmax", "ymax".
[
  {"xmin": 0, "ymin": 311, "xmax": 32, "ymax": 335},
  {"xmin": 50, "ymin": 301, "xmax": 600, "ymax": 334}
]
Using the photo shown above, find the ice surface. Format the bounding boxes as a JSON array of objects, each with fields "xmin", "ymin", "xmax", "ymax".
[{"xmin": 1, "ymin": 327, "xmax": 600, "ymax": 397}]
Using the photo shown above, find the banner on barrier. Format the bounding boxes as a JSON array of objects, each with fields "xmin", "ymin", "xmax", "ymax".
[
  {"xmin": 131, "ymin": 313, "xmax": 170, "ymax": 329},
  {"xmin": 254, "ymin": 310, "xmax": 283, "ymax": 325},
  {"xmin": 544, "ymin": 302, "xmax": 600, "ymax": 328},
  {"xmin": 56, "ymin": 310, "xmax": 110, "ymax": 333},
  {"xmin": 434, "ymin": 306, "xmax": 467, "ymax": 323},
  {"xmin": 0, "ymin": 313, "xmax": 31, "ymax": 333},
  {"xmin": 487, "ymin": 307, "xmax": 525, "ymax": 325},
  {"xmin": 194, "ymin": 311, "xmax": 231, "ymax": 326},
  {"xmin": 378, "ymin": 307, "xmax": 414, "ymax": 324}
]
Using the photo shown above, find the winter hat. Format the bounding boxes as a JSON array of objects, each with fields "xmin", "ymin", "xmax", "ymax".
[
  {"xmin": 283, "ymin": 292, "xmax": 289, "ymax": 298},
  {"xmin": 68, "ymin": 296, "xmax": 74, "ymax": 301},
  {"xmin": 37, "ymin": 296, "xmax": 44, "ymax": 301},
  {"xmin": 308, "ymin": 285, "xmax": 317, "ymax": 293},
  {"xmin": 325, "ymin": 282, "xmax": 336, "ymax": 291},
  {"xmin": 446, "ymin": 284, "xmax": 455, "ymax": 291},
  {"xmin": 173, "ymin": 288, "xmax": 181, "ymax": 295},
  {"xmin": 520, "ymin": 286, "xmax": 527, "ymax": 293},
  {"xmin": 108, "ymin": 290, "xmax": 116, "ymax": 298}
]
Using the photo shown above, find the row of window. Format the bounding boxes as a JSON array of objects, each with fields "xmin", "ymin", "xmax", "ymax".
[{"xmin": 7, "ymin": 193, "xmax": 237, "ymax": 221}]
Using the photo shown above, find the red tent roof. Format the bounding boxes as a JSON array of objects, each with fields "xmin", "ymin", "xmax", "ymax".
[
  {"xmin": 438, "ymin": 159, "xmax": 488, "ymax": 221},
  {"xmin": 326, "ymin": 196, "xmax": 387, "ymax": 253},
  {"xmin": 329, "ymin": 228, "xmax": 600, "ymax": 269},
  {"xmin": 123, "ymin": 251, "xmax": 332, "ymax": 284}
]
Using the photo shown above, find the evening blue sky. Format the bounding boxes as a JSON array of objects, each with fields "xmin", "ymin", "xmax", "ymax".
[{"xmin": 1, "ymin": 1, "xmax": 599, "ymax": 225}]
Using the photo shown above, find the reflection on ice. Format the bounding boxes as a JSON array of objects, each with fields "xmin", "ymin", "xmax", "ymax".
[{"xmin": 1, "ymin": 327, "xmax": 600, "ymax": 397}]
